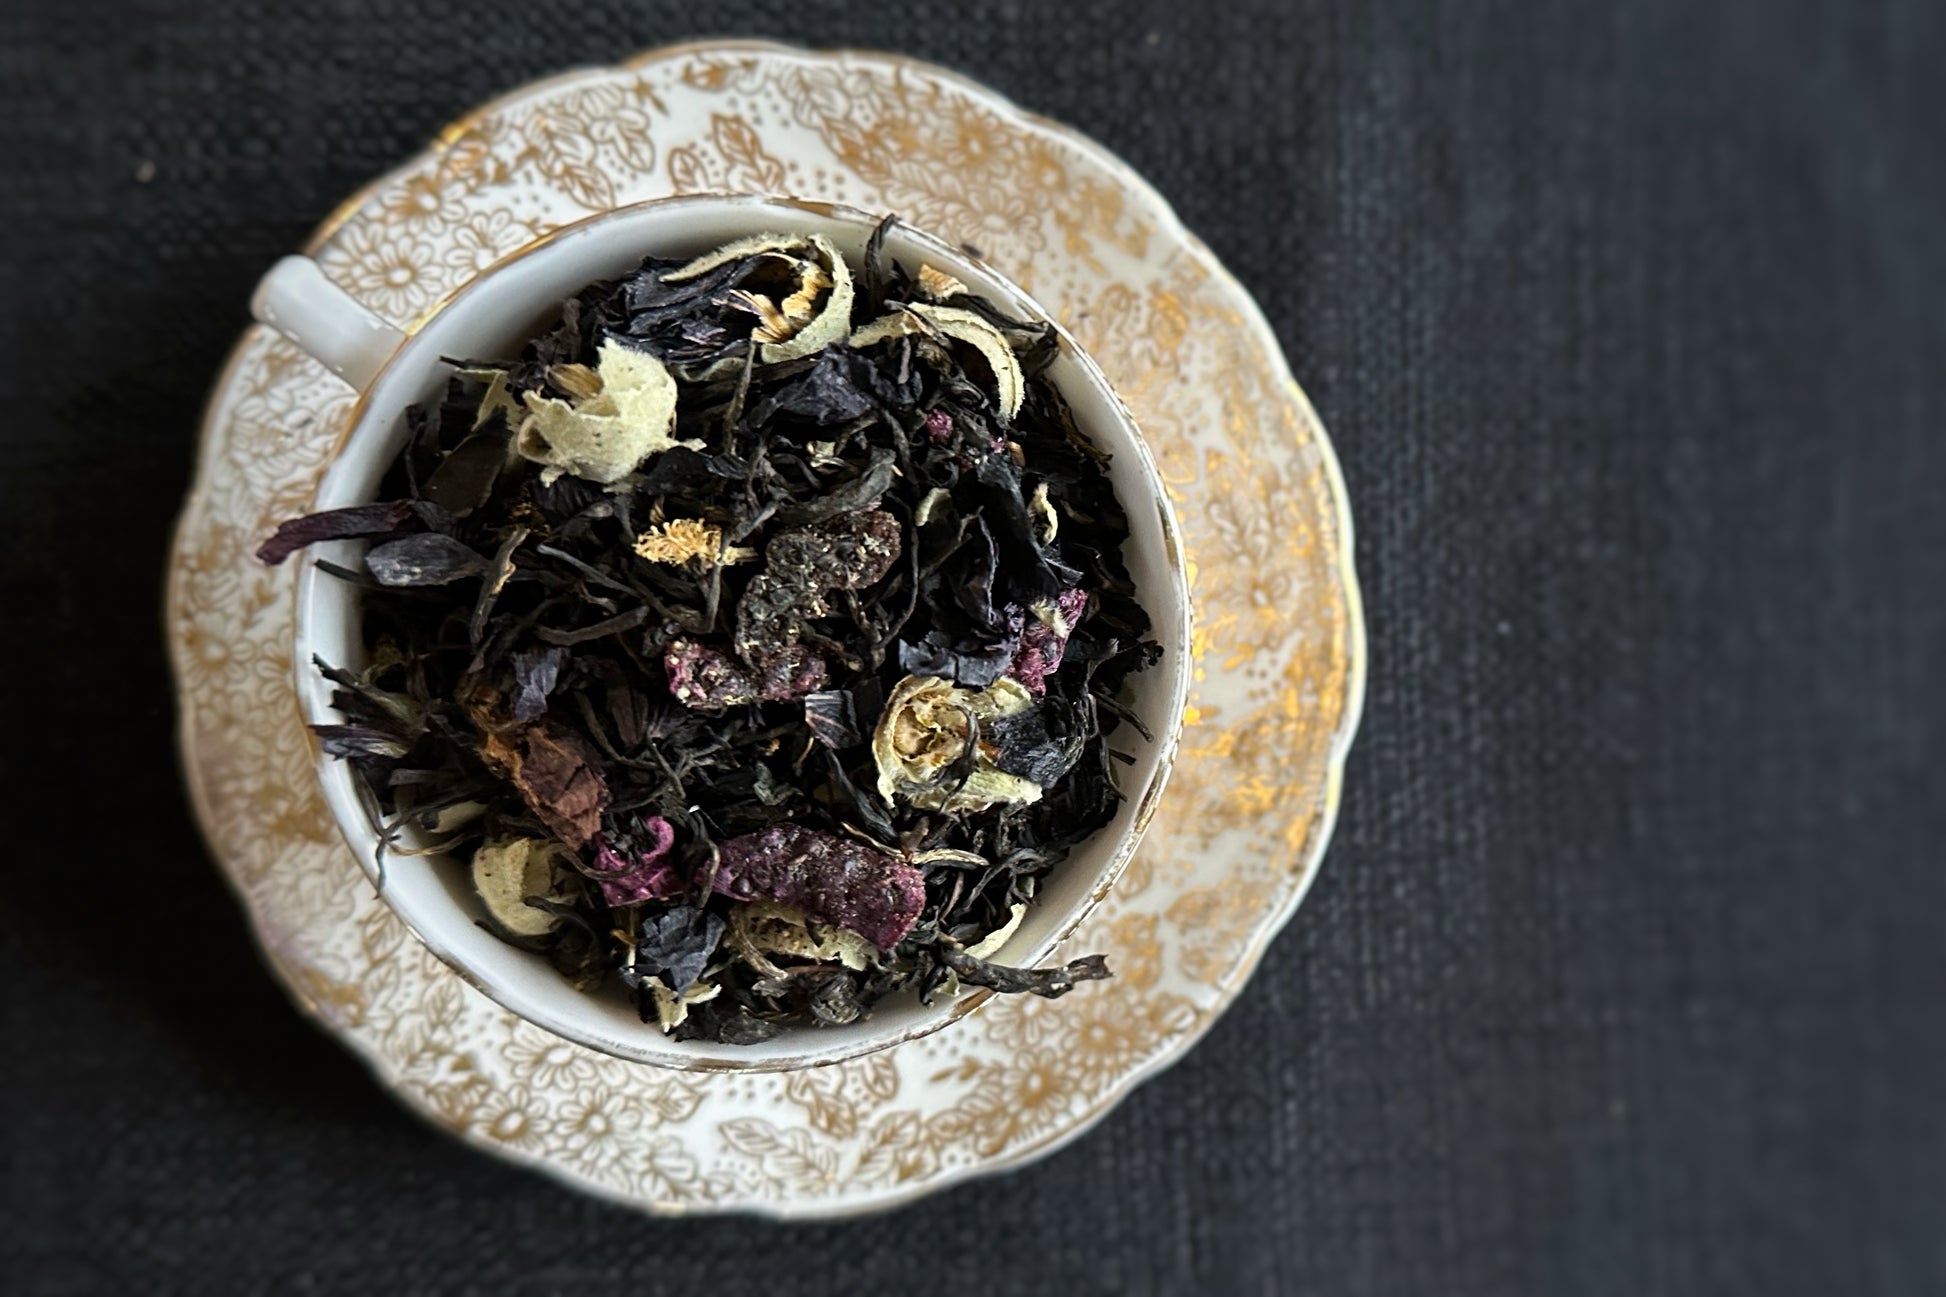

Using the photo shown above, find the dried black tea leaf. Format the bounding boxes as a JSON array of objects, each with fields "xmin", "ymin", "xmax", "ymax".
[
  {"xmin": 939, "ymin": 944, "xmax": 1112, "ymax": 999},
  {"xmin": 365, "ymin": 533, "xmax": 489, "ymax": 587},
  {"xmin": 262, "ymin": 221, "xmax": 1162, "ymax": 1039}
]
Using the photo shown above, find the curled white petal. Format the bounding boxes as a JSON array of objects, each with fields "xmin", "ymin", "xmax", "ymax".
[{"xmin": 516, "ymin": 339, "xmax": 696, "ymax": 484}]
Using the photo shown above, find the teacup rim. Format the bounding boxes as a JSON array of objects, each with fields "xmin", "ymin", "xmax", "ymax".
[{"xmin": 288, "ymin": 194, "xmax": 1192, "ymax": 1072}]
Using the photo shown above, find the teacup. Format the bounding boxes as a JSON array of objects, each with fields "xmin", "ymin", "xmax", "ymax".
[{"xmin": 252, "ymin": 195, "xmax": 1191, "ymax": 1071}]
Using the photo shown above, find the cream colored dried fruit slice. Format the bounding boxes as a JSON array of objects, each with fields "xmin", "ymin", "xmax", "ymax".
[
  {"xmin": 664, "ymin": 233, "xmax": 855, "ymax": 363},
  {"xmin": 728, "ymin": 900, "xmax": 879, "ymax": 974},
  {"xmin": 470, "ymin": 837, "xmax": 575, "ymax": 937},
  {"xmin": 849, "ymin": 303, "xmax": 1024, "ymax": 419},
  {"xmin": 515, "ymin": 339, "xmax": 697, "ymax": 484}
]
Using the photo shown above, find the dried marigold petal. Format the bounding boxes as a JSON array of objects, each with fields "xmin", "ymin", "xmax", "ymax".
[{"xmin": 633, "ymin": 517, "xmax": 723, "ymax": 566}]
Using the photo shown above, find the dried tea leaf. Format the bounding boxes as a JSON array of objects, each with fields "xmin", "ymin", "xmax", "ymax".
[
  {"xmin": 939, "ymin": 943, "xmax": 1111, "ymax": 999},
  {"xmin": 471, "ymin": 837, "xmax": 576, "ymax": 937},
  {"xmin": 420, "ymin": 432, "xmax": 507, "ymax": 515},
  {"xmin": 517, "ymin": 339, "xmax": 698, "ymax": 484},
  {"xmin": 964, "ymin": 902, "xmax": 1028, "ymax": 959},
  {"xmin": 365, "ymin": 533, "xmax": 488, "ymax": 587},
  {"xmin": 802, "ymin": 690, "xmax": 862, "ymax": 749},
  {"xmin": 311, "ymin": 724, "xmax": 410, "ymax": 760}
]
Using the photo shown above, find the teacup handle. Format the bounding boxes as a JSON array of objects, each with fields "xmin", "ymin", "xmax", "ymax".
[{"xmin": 251, "ymin": 255, "xmax": 407, "ymax": 391}]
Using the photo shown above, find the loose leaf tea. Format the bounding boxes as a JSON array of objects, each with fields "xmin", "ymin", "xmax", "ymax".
[{"xmin": 264, "ymin": 219, "xmax": 1160, "ymax": 1041}]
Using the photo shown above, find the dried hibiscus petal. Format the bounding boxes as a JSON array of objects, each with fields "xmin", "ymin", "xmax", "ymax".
[{"xmin": 712, "ymin": 824, "xmax": 925, "ymax": 951}]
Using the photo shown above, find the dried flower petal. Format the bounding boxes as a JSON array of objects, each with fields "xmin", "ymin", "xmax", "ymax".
[
  {"xmin": 256, "ymin": 500, "xmax": 416, "ymax": 566},
  {"xmin": 916, "ymin": 264, "xmax": 967, "ymax": 299},
  {"xmin": 626, "ymin": 903, "xmax": 725, "ymax": 996},
  {"xmin": 964, "ymin": 902, "xmax": 1028, "ymax": 959},
  {"xmin": 873, "ymin": 674, "xmax": 1044, "ymax": 812},
  {"xmin": 517, "ymin": 339, "xmax": 698, "ymax": 484},
  {"xmin": 712, "ymin": 824, "xmax": 926, "ymax": 950},
  {"xmin": 664, "ymin": 233, "xmax": 855, "ymax": 362},
  {"xmin": 476, "ymin": 718, "xmax": 610, "ymax": 850},
  {"xmin": 850, "ymin": 303, "xmax": 1024, "ymax": 419},
  {"xmin": 648, "ymin": 979, "xmax": 720, "ymax": 1032},
  {"xmin": 1028, "ymin": 481, "xmax": 1059, "ymax": 544},
  {"xmin": 633, "ymin": 517, "xmax": 722, "ymax": 565}
]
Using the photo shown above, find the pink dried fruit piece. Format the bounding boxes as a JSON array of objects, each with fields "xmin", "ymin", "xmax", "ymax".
[
  {"xmin": 591, "ymin": 815, "xmax": 685, "ymax": 906},
  {"xmin": 667, "ymin": 508, "xmax": 899, "ymax": 711},
  {"xmin": 664, "ymin": 639, "xmax": 826, "ymax": 709},
  {"xmin": 1008, "ymin": 587, "xmax": 1090, "ymax": 694},
  {"xmin": 711, "ymin": 823, "xmax": 926, "ymax": 951}
]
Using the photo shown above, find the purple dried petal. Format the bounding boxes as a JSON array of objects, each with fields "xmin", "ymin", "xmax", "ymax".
[
  {"xmin": 1007, "ymin": 587, "xmax": 1090, "ymax": 694},
  {"xmin": 256, "ymin": 500, "xmax": 417, "ymax": 566},
  {"xmin": 593, "ymin": 816, "xmax": 685, "ymax": 906},
  {"xmin": 712, "ymin": 824, "xmax": 926, "ymax": 951},
  {"xmin": 924, "ymin": 407, "xmax": 954, "ymax": 444}
]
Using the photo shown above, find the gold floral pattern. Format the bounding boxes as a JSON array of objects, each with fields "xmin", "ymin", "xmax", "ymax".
[{"xmin": 168, "ymin": 43, "xmax": 1363, "ymax": 1218}]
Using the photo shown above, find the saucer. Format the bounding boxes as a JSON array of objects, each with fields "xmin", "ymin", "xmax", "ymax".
[{"xmin": 168, "ymin": 40, "xmax": 1364, "ymax": 1217}]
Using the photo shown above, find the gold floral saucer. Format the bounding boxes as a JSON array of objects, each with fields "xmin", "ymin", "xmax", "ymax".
[{"xmin": 168, "ymin": 41, "xmax": 1364, "ymax": 1217}]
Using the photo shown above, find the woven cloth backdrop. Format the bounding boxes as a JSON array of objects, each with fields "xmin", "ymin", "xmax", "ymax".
[{"xmin": 2, "ymin": 1, "xmax": 1942, "ymax": 1293}]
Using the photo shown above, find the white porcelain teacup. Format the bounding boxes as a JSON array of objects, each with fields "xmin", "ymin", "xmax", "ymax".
[{"xmin": 253, "ymin": 195, "xmax": 1191, "ymax": 1071}]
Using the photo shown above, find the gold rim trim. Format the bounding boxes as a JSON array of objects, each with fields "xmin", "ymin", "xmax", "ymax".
[{"xmin": 294, "ymin": 192, "xmax": 1194, "ymax": 1073}]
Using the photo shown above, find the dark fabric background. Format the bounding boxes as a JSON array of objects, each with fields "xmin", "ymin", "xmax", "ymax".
[{"xmin": 2, "ymin": 1, "xmax": 1942, "ymax": 1293}]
